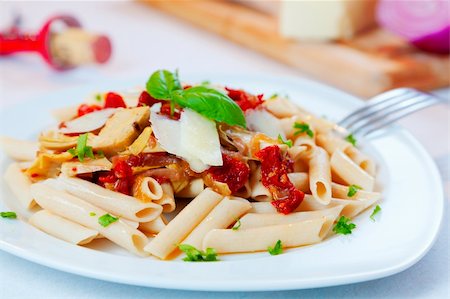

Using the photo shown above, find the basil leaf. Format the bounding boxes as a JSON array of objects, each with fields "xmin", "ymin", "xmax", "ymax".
[
  {"xmin": 174, "ymin": 86, "xmax": 246, "ymax": 128},
  {"xmin": 146, "ymin": 70, "xmax": 182, "ymax": 100}
]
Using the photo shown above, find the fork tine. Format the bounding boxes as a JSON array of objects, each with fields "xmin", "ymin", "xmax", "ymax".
[
  {"xmin": 339, "ymin": 88, "xmax": 417, "ymax": 127},
  {"xmin": 345, "ymin": 93, "xmax": 431, "ymax": 132},
  {"xmin": 351, "ymin": 96, "xmax": 440, "ymax": 136}
]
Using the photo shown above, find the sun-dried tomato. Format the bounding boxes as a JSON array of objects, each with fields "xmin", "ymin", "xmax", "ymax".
[
  {"xmin": 255, "ymin": 145, "xmax": 304, "ymax": 214},
  {"xmin": 225, "ymin": 87, "xmax": 264, "ymax": 112},
  {"xmin": 104, "ymin": 92, "xmax": 127, "ymax": 108},
  {"xmin": 77, "ymin": 104, "xmax": 102, "ymax": 117},
  {"xmin": 137, "ymin": 91, "xmax": 163, "ymax": 107},
  {"xmin": 208, "ymin": 154, "xmax": 250, "ymax": 193}
]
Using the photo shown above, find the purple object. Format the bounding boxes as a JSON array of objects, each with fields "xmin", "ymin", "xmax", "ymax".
[{"xmin": 377, "ymin": 0, "xmax": 450, "ymax": 54}]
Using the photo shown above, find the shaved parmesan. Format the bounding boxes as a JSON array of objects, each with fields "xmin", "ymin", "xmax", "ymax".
[
  {"xmin": 150, "ymin": 104, "xmax": 222, "ymax": 173},
  {"xmin": 245, "ymin": 108, "xmax": 285, "ymax": 139},
  {"xmin": 59, "ymin": 108, "xmax": 117, "ymax": 134}
]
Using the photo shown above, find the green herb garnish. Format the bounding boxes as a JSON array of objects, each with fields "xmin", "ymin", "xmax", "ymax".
[
  {"xmin": 278, "ymin": 134, "xmax": 292, "ymax": 148},
  {"xmin": 370, "ymin": 205, "xmax": 381, "ymax": 221},
  {"xmin": 232, "ymin": 218, "xmax": 241, "ymax": 231},
  {"xmin": 95, "ymin": 93, "xmax": 102, "ymax": 102},
  {"xmin": 67, "ymin": 133, "xmax": 94, "ymax": 162},
  {"xmin": 347, "ymin": 184, "xmax": 362, "ymax": 197},
  {"xmin": 333, "ymin": 216, "xmax": 356, "ymax": 235},
  {"xmin": 269, "ymin": 93, "xmax": 278, "ymax": 99},
  {"xmin": 293, "ymin": 122, "xmax": 314, "ymax": 138},
  {"xmin": 146, "ymin": 70, "xmax": 246, "ymax": 128},
  {"xmin": 89, "ymin": 212, "xmax": 96, "ymax": 217},
  {"xmin": 98, "ymin": 213, "xmax": 118, "ymax": 227},
  {"xmin": 268, "ymin": 240, "xmax": 283, "ymax": 255},
  {"xmin": 345, "ymin": 134, "xmax": 357, "ymax": 146},
  {"xmin": 178, "ymin": 244, "xmax": 219, "ymax": 262},
  {"xmin": 0, "ymin": 211, "xmax": 17, "ymax": 219}
]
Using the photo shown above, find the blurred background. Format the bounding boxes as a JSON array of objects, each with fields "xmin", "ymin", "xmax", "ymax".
[{"xmin": 0, "ymin": 1, "xmax": 448, "ymax": 298}]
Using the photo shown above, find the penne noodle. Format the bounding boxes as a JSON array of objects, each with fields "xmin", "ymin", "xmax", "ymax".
[
  {"xmin": 330, "ymin": 149, "xmax": 374, "ymax": 191},
  {"xmin": 29, "ymin": 210, "xmax": 98, "ymax": 245},
  {"xmin": 155, "ymin": 183, "xmax": 176, "ymax": 213},
  {"xmin": 287, "ymin": 172, "xmax": 310, "ymax": 193},
  {"xmin": 3, "ymin": 163, "xmax": 36, "ymax": 209},
  {"xmin": 263, "ymin": 97, "xmax": 301, "ymax": 118},
  {"xmin": 331, "ymin": 182, "xmax": 381, "ymax": 201},
  {"xmin": 239, "ymin": 205, "xmax": 343, "ymax": 231},
  {"xmin": 133, "ymin": 176, "xmax": 164, "ymax": 202},
  {"xmin": 175, "ymin": 178, "xmax": 204, "ymax": 198},
  {"xmin": 249, "ymin": 166, "xmax": 272, "ymax": 202},
  {"xmin": 30, "ymin": 182, "xmax": 149, "ymax": 256},
  {"xmin": 183, "ymin": 196, "xmax": 251, "ymax": 249},
  {"xmin": 235, "ymin": 181, "xmax": 252, "ymax": 198},
  {"xmin": 51, "ymin": 176, "xmax": 162, "ymax": 222},
  {"xmin": 203, "ymin": 217, "xmax": 330, "ymax": 253},
  {"xmin": 144, "ymin": 188, "xmax": 223, "ymax": 259},
  {"xmin": 308, "ymin": 147, "xmax": 332, "ymax": 205},
  {"xmin": 317, "ymin": 133, "xmax": 376, "ymax": 176},
  {"xmin": 0, "ymin": 136, "xmax": 38, "ymax": 161},
  {"xmin": 293, "ymin": 135, "xmax": 315, "ymax": 154},
  {"xmin": 139, "ymin": 215, "xmax": 167, "ymax": 235},
  {"xmin": 345, "ymin": 147, "xmax": 376, "ymax": 177}
]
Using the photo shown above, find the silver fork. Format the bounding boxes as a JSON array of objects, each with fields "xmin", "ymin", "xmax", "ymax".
[{"xmin": 338, "ymin": 88, "xmax": 443, "ymax": 137}]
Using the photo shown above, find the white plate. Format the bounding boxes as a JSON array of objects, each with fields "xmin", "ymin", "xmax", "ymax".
[{"xmin": 0, "ymin": 74, "xmax": 444, "ymax": 291}]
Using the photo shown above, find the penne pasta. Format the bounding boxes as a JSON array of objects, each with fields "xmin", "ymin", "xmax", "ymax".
[
  {"xmin": 182, "ymin": 196, "xmax": 251, "ymax": 249},
  {"xmin": 3, "ymin": 163, "xmax": 36, "ymax": 209},
  {"xmin": 144, "ymin": 188, "xmax": 223, "ymax": 259},
  {"xmin": 133, "ymin": 176, "xmax": 164, "ymax": 202},
  {"xmin": 30, "ymin": 182, "xmax": 149, "ymax": 256},
  {"xmin": 50, "ymin": 176, "xmax": 163, "ymax": 222},
  {"xmin": 29, "ymin": 210, "xmax": 98, "ymax": 245},
  {"xmin": 155, "ymin": 183, "xmax": 176, "ymax": 213},
  {"xmin": 287, "ymin": 172, "xmax": 310, "ymax": 193},
  {"xmin": 249, "ymin": 166, "xmax": 272, "ymax": 202},
  {"xmin": 139, "ymin": 215, "xmax": 167, "ymax": 235},
  {"xmin": 203, "ymin": 217, "xmax": 330, "ymax": 253},
  {"xmin": 308, "ymin": 147, "xmax": 332, "ymax": 205},
  {"xmin": 345, "ymin": 146, "xmax": 376, "ymax": 177},
  {"xmin": 239, "ymin": 205, "xmax": 343, "ymax": 230},
  {"xmin": 175, "ymin": 178, "xmax": 204, "ymax": 198},
  {"xmin": 0, "ymin": 136, "xmax": 38, "ymax": 161},
  {"xmin": 331, "ymin": 182, "xmax": 381, "ymax": 201},
  {"xmin": 330, "ymin": 149, "xmax": 374, "ymax": 191}
]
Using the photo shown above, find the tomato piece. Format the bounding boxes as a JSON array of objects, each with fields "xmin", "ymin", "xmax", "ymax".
[
  {"xmin": 255, "ymin": 145, "xmax": 304, "ymax": 214},
  {"xmin": 160, "ymin": 102, "xmax": 181, "ymax": 120},
  {"xmin": 208, "ymin": 154, "xmax": 250, "ymax": 193},
  {"xmin": 137, "ymin": 91, "xmax": 163, "ymax": 107},
  {"xmin": 104, "ymin": 92, "xmax": 126, "ymax": 108},
  {"xmin": 77, "ymin": 104, "xmax": 102, "ymax": 117},
  {"xmin": 225, "ymin": 87, "xmax": 264, "ymax": 112},
  {"xmin": 113, "ymin": 160, "xmax": 133, "ymax": 179}
]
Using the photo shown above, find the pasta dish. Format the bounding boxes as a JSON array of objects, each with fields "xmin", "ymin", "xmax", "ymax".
[{"xmin": 0, "ymin": 70, "xmax": 381, "ymax": 261}]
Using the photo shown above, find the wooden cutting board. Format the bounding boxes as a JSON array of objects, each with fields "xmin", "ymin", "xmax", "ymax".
[{"xmin": 141, "ymin": 0, "xmax": 449, "ymax": 98}]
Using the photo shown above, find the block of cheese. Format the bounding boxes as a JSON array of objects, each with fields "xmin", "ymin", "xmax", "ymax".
[{"xmin": 280, "ymin": 0, "xmax": 377, "ymax": 40}]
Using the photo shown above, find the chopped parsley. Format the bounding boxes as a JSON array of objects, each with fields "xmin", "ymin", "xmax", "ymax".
[
  {"xmin": 95, "ymin": 93, "xmax": 102, "ymax": 102},
  {"xmin": 0, "ymin": 211, "xmax": 17, "ymax": 219},
  {"xmin": 67, "ymin": 133, "xmax": 95, "ymax": 162},
  {"xmin": 345, "ymin": 134, "xmax": 357, "ymax": 146},
  {"xmin": 347, "ymin": 184, "xmax": 362, "ymax": 197},
  {"xmin": 278, "ymin": 134, "xmax": 293, "ymax": 148},
  {"xmin": 293, "ymin": 122, "xmax": 314, "ymax": 138},
  {"xmin": 98, "ymin": 213, "xmax": 118, "ymax": 227},
  {"xmin": 232, "ymin": 218, "xmax": 241, "ymax": 231},
  {"xmin": 333, "ymin": 216, "xmax": 356, "ymax": 235},
  {"xmin": 89, "ymin": 212, "xmax": 96, "ymax": 217},
  {"xmin": 268, "ymin": 240, "xmax": 283, "ymax": 255},
  {"xmin": 178, "ymin": 244, "xmax": 219, "ymax": 262},
  {"xmin": 370, "ymin": 205, "xmax": 381, "ymax": 221},
  {"xmin": 269, "ymin": 93, "xmax": 278, "ymax": 99}
]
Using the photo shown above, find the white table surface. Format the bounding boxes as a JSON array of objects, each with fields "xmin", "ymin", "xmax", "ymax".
[{"xmin": 0, "ymin": 2, "xmax": 448, "ymax": 298}]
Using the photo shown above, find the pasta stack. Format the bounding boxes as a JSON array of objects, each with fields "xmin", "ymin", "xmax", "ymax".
[{"xmin": 0, "ymin": 71, "xmax": 381, "ymax": 260}]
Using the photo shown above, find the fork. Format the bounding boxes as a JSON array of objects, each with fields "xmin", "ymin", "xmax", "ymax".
[{"xmin": 337, "ymin": 88, "xmax": 443, "ymax": 137}]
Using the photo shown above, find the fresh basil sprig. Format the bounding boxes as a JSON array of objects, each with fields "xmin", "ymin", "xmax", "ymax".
[{"xmin": 146, "ymin": 70, "xmax": 246, "ymax": 128}]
